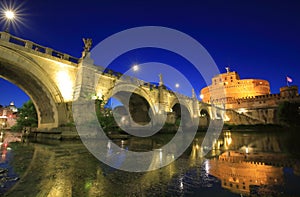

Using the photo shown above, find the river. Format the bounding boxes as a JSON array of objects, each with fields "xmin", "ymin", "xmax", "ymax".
[{"xmin": 1, "ymin": 130, "xmax": 300, "ymax": 196}]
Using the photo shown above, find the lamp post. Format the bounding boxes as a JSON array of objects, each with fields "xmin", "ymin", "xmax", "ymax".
[{"xmin": 4, "ymin": 10, "xmax": 15, "ymax": 32}]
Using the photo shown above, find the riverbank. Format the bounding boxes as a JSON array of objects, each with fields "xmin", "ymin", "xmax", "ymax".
[
  {"xmin": 19, "ymin": 123, "xmax": 298, "ymax": 141},
  {"xmin": 223, "ymin": 123, "xmax": 286, "ymax": 132}
]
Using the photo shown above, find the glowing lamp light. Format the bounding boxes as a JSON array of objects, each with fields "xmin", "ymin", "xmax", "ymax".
[
  {"xmin": 175, "ymin": 83, "xmax": 180, "ymax": 88},
  {"xmin": 5, "ymin": 10, "xmax": 15, "ymax": 20},
  {"xmin": 56, "ymin": 70, "xmax": 73, "ymax": 101},
  {"xmin": 199, "ymin": 94, "xmax": 204, "ymax": 99},
  {"xmin": 227, "ymin": 137, "xmax": 232, "ymax": 145},
  {"xmin": 97, "ymin": 91, "xmax": 103, "ymax": 99},
  {"xmin": 132, "ymin": 64, "xmax": 139, "ymax": 71},
  {"xmin": 237, "ymin": 108, "xmax": 248, "ymax": 114}
]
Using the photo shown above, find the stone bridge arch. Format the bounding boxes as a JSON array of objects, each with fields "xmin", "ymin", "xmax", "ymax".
[
  {"xmin": 169, "ymin": 98, "xmax": 194, "ymax": 127},
  {"xmin": 103, "ymin": 83, "xmax": 158, "ymax": 125},
  {"xmin": 0, "ymin": 45, "xmax": 68, "ymax": 130},
  {"xmin": 198, "ymin": 104, "xmax": 211, "ymax": 128}
]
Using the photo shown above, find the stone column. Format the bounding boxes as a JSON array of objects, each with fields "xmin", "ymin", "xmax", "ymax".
[
  {"xmin": 72, "ymin": 53, "xmax": 99, "ymax": 136},
  {"xmin": 73, "ymin": 52, "xmax": 96, "ymax": 100}
]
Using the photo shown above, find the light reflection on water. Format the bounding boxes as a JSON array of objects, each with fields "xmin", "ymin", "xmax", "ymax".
[{"xmin": 2, "ymin": 131, "xmax": 300, "ymax": 196}]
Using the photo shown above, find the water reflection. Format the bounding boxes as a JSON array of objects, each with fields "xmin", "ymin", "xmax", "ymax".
[
  {"xmin": 0, "ymin": 132, "xmax": 21, "ymax": 195},
  {"xmin": 209, "ymin": 151, "xmax": 284, "ymax": 196},
  {"xmin": 3, "ymin": 131, "xmax": 300, "ymax": 196}
]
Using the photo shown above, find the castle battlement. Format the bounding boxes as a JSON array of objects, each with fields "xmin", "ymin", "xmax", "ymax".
[
  {"xmin": 200, "ymin": 69, "xmax": 299, "ymax": 124},
  {"xmin": 201, "ymin": 69, "xmax": 299, "ymax": 109},
  {"xmin": 201, "ymin": 68, "xmax": 270, "ymax": 104}
]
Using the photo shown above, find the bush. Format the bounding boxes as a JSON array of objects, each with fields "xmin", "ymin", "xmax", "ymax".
[{"xmin": 277, "ymin": 101, "xmax": 300, "ymax": 126}]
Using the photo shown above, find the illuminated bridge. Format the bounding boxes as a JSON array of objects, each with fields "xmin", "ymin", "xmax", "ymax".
[{"xmin": 0, "ymin": 32, "xmax": 259, "ymax": 132}]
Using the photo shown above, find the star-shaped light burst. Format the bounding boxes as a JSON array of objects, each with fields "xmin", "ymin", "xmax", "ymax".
[
  {"xmin": 5, "ymin": 10, "xmax": 15, "ymax": 20},
  {"xmin": 0, "ymin": 1, "xmax": 25, "ymax": 32}
]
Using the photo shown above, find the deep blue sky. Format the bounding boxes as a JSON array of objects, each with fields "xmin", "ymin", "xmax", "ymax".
[{"xmin": 0, "ymin": 0, "xmax": 300, "ymax": 107}]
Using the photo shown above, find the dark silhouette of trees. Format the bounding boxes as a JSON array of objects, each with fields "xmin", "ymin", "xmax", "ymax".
[{"xmin": 277, "ymin": 101, "xmax": 300, "ymax": 126}]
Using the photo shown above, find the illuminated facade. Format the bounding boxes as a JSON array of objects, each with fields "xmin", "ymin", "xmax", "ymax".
[
  {"xmin": 200, "ymin": 68, "xmax": 270, "ymax": 104},
  {"xmin": 0, "ymin": 102, "xmax": 18, "ymax": 129}
]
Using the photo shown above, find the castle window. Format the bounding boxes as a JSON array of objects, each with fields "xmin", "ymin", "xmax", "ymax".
[{"xmin": 225, "ymin": 77, "xmax": 227, "ymax": 80}]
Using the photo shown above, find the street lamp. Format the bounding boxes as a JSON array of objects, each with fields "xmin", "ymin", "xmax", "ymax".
[
  {"xmin": 4, "ymin": 9, "xmax": 15, "ymax": 32},
  {"xmin": 175, "ymin": 83, "xmax": 180, "ymax": 88}
]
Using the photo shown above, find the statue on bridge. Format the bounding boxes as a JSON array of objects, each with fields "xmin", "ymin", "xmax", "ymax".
[{"xmin": 81, "ymin": 38, "xmax": 93, "ymax": 59}]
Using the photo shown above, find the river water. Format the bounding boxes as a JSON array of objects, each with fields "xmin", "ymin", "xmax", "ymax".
[{"xmin": 1, "ymin": 130, "xmax": 300, "ymax": 196}]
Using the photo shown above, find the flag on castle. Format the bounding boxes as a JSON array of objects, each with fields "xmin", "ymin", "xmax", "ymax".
[{"xmin": 286, "ymin": 76, "xmax": 293, "ymax": 83}]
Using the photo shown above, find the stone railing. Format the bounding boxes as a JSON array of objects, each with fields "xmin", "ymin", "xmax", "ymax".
[
  {"xmin": 99, "ymin": 67, "xmax": 194, "ymax": 99},
  {"xmin": 0, "ymin": 31, "xmax": 79, "ymax": 64}
]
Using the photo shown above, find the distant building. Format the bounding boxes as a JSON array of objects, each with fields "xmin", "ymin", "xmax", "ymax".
[
  {"xmin": 200, "ymin": 67, "xmax": 270, "ymax": 104},
  {"xmin": 0, "ymin": 102, "xmax": 18, "ymax": 129},
  {"xmin": 200, "ymin": 68, "xmax": 300, "ymax": 124}
]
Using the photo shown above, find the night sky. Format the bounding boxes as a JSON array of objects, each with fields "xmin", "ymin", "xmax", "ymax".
[{"xmin": 0, "ymin": 0, "xmax": 300, "ymax": 107}]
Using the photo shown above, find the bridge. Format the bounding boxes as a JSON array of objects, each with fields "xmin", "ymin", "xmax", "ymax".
[{"xmin": 0, "ymin": 32, "xmax": 260, "ymax": 132}]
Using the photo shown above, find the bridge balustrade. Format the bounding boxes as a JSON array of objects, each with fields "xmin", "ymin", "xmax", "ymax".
[{"xmin": 0, "ymin": 31, "xmax": 79, "ymax": 64}]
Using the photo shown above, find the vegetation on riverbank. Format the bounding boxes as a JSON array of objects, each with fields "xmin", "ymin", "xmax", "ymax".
[
  {"xmin": 11, "ymin": 100, "xmax": 37, "ymax": 132},
  {"xmin": 277, "ymin": 101, "xmax": 300, "ymax": 127}
]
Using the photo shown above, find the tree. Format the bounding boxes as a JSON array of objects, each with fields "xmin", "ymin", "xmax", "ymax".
[
  {"xmin": 11, "ymin": 100, "xmax": 38, "ymax": 131},
  {"xmin": 277, "ymin": 101, "xmax": 300, "ymax": 126},
  {"xmin": 95, "ymin": 99, "xmax": 117, "ymax": 132}
]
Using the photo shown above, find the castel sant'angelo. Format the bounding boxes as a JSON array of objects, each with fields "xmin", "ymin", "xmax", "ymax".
[{"xmin": 200, "ymin": 67, "xmax": 300, "ymax": 124}]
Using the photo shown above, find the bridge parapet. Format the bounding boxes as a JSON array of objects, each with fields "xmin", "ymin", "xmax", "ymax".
[{"xmin": 0, "ymin": 31, "xmax": 79, "ymax": 65}]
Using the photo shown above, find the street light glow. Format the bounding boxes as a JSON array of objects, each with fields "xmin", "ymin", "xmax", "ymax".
[
  {"xmin": 5, "ymin": 10, "xmax": 15, "ymax": 20},
  {"xmin": 132, "ymin": 64, "xmax": 139, "ymax": 71},
  {"xmin": 175, "ymin": 83, "xmax": 180, "ymax": 88},
  {"xmin": 1, "ymin": 1, "xmax": 25, "ymax": 32}
]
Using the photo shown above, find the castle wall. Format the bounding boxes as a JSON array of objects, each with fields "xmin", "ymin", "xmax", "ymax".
[
  {"xmin": 201, "ymin": 71, "xmax": 270, "ymax": 103},
  {"xmin": 200, "ymin": 69, "xmax": 299, "ymax": 125},
  {"xmin": 224, "ymin": 86, "xmax": 300, "ymax": 124}
]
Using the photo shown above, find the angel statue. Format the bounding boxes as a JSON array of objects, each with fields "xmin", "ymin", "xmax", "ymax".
[{"xmin": 81, "ymin": 38, "xmax": 92, "ymax": 58}]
